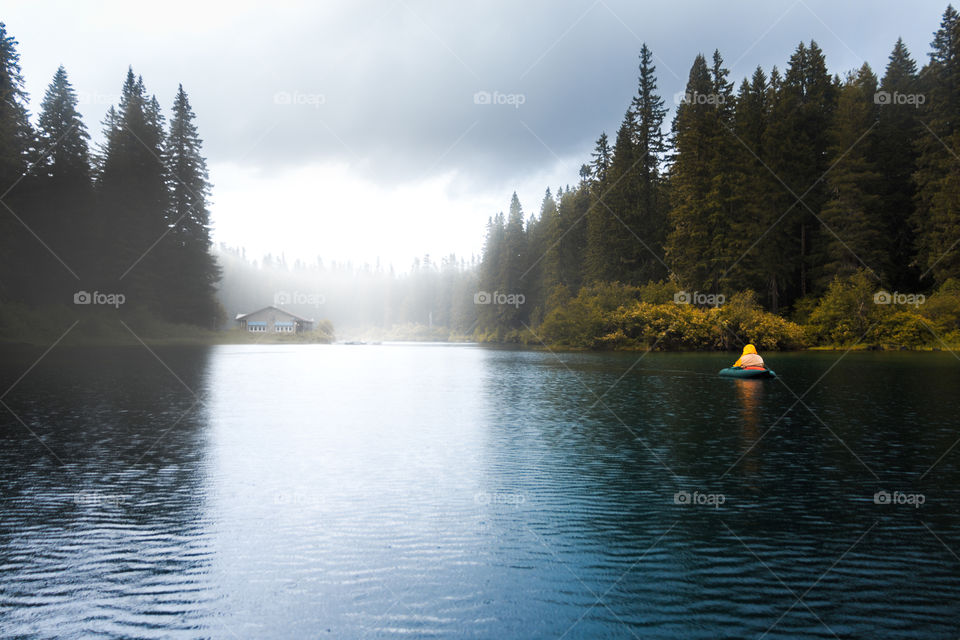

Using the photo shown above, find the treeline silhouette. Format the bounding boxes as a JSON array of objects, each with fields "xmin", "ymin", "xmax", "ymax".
[
  {"xmin": 0, "ymin": 23, "xmax": 221, "ymax": 327},
  {"xmin": 477, "ymin": 5, "xmax": 960, "ymax": 337},
  {"xmin": 4, "ymin": 8, "xmax": 959, "ymax": 344}
]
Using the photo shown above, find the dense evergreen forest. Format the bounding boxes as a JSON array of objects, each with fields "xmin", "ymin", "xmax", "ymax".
[
  {"xmin": 473, "ymin": 5, "xmax": 960, "ymax": 349},
  {"xmin": 0, "ymin": 22, "xmax": 222, "ymax": 330},
  {"xmin": 3, "ymin": 7, "xmax": 960, "ymax": 349}
]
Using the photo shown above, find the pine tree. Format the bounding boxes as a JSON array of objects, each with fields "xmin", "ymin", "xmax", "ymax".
[
  {"xmin": 665, "ymin": 52, "xmax": 734, "ymax": 291},
  {"xmin": 597, "ymin": 112, "xmax": 642, "ymax": 281},
  {"xmin": 556, "ymin": 181, "xmax": 588, "ymax": 293},
  {"xmin": 96, "ymin": 68, "xmax": 169, "ymax": 304},
  {"xmin": 477, "ymin": 212, "xmax": 505, "ymax": 332},
  {"xmin": 914, "ymin": 6, "xmax": 960, "ymax": 284},
  {"xmin": 163, "ymin": 85, "xmax": 221, "ymax": 326},
  {"xmin": 36, "ymin": 66, "xmax": 90, "ymax": 182},
  {"xmin": 704, "ymin": 50, "xmax": 738, "ymax": 289},
  {"xmin": 724, "ymin": 67, "xmax": 781, "ymax": 305},
  {"xmin": 0, "ymin": 22, "xmax": 31, "ymax": 188},
  {"xmin": 628, "ymin": 43, "xmax": 669, "ymax": 283},
  {"xmin": 584, "ymin": 47, "xmax": 670, "ymax": 287},
  {"xmin": 0, "ymin": 22, "xmax": 34, "ymax": 300},
  {"xmin": 520, "ymin": 202, "xmax": 546, "ymax": 325},
  {"xmin": 584, "ymin": 131, "xmax": 617, "ymax": 282},
  {"xmin": 763, "ymin": 41, "xmax": 838, "ymax": 300},
  {"xmin": 536, "ymin": 187, "xmax": 561, "ymax": 309},
  {"xmin": 31, "ymin": 65, "xmax": 94, "ymax": 302},
  {"xmin": 817, "ymin": 64, "xmax": 886, "ymax": 287},
  {"xmin": 748, "ymin": 65, "xmax": 801, "ymax": 310},
  {"xmin": 876, "ymin": 38, "xmax": 922, "ymax": 289},
  {"xmin": 499, "ymin": 193, "xmax": 528, "ymax": 328},
  {"xmin": 765, "ymin": 42, "xmax": 809, "ymax": 288},
  {"xmin": 590, "ymin": 132, "xmax": 611, "ymax": 182}
]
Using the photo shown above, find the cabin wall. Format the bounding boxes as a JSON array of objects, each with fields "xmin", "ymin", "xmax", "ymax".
[{"xmin": 238, "ymin": 308, "xmax": 301, "ymax": 333}]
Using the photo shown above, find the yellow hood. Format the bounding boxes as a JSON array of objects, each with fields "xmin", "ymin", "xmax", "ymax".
[{"xmin": 741, "ymin": 344, "xmax": 757, "ymax": 356}]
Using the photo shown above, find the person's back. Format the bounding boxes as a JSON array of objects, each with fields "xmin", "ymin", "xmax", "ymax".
[{"xmin": 734, "ymin": 344, "xmax": 765, "ymax": 368}]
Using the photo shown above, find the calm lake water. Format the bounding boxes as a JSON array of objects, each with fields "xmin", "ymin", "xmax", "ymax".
[{"xmin": 1, "ymin": 343, "xmax": 959, "ymax": 639}]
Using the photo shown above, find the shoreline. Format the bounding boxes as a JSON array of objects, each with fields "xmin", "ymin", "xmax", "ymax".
[{"xmin": 0, "ymin": 335, "xmax": 954, "ymax": 352}]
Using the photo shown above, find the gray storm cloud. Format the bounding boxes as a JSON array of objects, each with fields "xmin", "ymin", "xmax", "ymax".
[{"xmin": 9, "ymin": 0, "xmax": 939, "ymax": 192}]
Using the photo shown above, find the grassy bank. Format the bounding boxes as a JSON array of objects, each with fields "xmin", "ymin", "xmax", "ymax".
[{"xmin": 0, "ymin": 303, "xmax": 335, "ymax": 347}]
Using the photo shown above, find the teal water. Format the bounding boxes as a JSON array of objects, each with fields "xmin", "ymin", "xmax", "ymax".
[{"xmin": 0, "ymin": 344, "xmax": 958, "ymax": 638}]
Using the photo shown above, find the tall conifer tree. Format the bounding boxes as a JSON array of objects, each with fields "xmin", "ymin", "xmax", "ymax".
[
  {"xmin": 0, "ymin": 22, "xmax": 34, "ymax": 300},
  {"xmin": 818, "ymin": 64, "xmax": 886, "ymax": 287},
  {"xmin": 914, "ymin": 6, "xmax": 960, "ymax": 284},
  {"xmin": 164, "ymin": 85, "xmax": 221, "ymax": 326},
  {"xmin": 877, "ymin": 39, "xmax": 922, "ymax": 289}
]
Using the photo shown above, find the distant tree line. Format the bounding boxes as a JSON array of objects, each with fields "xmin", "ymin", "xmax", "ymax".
[
  {"xmin": 216, "ymin": 246, "xmax": 480, "ymax": 336},
  {"xmin": 0, "ymin": 22, "xmax": 221, "ymax": 327},
  {"xmin": 478, "ymin": 5, "xmax": 960, "ymax": 337}
]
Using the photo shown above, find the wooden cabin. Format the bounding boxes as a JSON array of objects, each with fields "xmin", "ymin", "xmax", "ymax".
[{"xmin": 235, "ymin": 306, "xmax": 315, "ymax": 334}]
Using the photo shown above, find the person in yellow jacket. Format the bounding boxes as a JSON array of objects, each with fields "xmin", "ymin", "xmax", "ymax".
[{"xmin": 733, "ymin": 344, "xmax": 765, "ymax": 369}]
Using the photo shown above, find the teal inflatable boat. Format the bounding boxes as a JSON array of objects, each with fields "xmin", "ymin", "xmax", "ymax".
[{"xmin": 719, "ymin": 367, "xmax": 776, "ymax": 379}]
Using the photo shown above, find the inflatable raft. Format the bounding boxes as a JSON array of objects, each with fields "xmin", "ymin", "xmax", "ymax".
[{"xmin": 719, "ymin": 366, "xmax": 776, "ymax": 379}]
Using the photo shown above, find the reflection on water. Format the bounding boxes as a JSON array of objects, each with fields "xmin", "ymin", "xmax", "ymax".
[
  {"xmin": 734, "ymin": 378, "xmax": 763, "ymax": 477},
  {"xmin": 0, "ymin": 346, "xmax": 215, "ymax": 639},
  {"xmin": 0, "ymin": 345, "xmax": 959, "ymax": 638}
]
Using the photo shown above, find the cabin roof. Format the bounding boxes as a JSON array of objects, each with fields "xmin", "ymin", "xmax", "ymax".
[{"xmin": 235, "ymin": 305, "xmax": 315, "ymax": 323}]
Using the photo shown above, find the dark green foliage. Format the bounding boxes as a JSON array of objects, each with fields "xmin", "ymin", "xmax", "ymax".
[
  {"xmin": 914, "ymin": 6, "xmax": 960, "ymax": 285},
  {"xmin": 0, "ymin": 22, "xmax": 221, "ymax": 332},
  {"xmin": 162, "ymin": 85, "xmax": 221, "ymax": 327},
  {"xmin": 497, "ymin": 193, "xmax": 528, "ymax": 328},
  {"xmin": 555, "ymin": 183, "xmax": 589, "ymax": 291},
  {"xmin": 877, "ymin": 39, "xmax": 922, "ymax": 289},
  {"xmin": 762, "ymin": 41, "xmax": 838, "ymax": 300},
  {"xmin": 477, "ymin": 211, "xmax": 506, "ymax": 331},
  {"xmin": 584, "ymin": 129, "xmax": 619, "ymax": 282},
  {"xmin": 36, "ymin": 66, "xmax": 90, "ymax": 182},
  {"xmin": 665, "ymin": 51, "xmax": 735, "ymax": 291},
  {"xmin": 585, "ymin": 44, "xmax": 668, "ymax": 285},
  {"xmin": 724, "ymin": 66, "xmax": 790, "ymax": 309},
  {"xmin": 529, "ymin": 188, "xmax": 560, "ymax": 323},
  {"xmin": 477, "ymin": 7, "xmax": 960, "ymax": 347},
  {"xmin": 27, "ymin": 66, "xmax": 94, "ymax": 304},
  {"xmin": 95, "ymin": 68, "xmax": 170, "ymax": 303},
  {"xmin": 0, "ymin": 22, "xmax": 34, "ymax": 301},
  {"xmin": 539, "ymin": 282, "xmax": 806, "ymax": 350},
  {"xmin": 0, "ymin": 22, "xmax": 30, "ymax": 187},
  {"xmin": 817, "ymin": 64, "xmax": 886, "ymax": 289}
]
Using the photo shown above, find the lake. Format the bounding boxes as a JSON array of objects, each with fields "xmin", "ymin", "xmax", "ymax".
[{"xmin": 1, "ymin": 343, "xmax": 959, "ymax": 638}]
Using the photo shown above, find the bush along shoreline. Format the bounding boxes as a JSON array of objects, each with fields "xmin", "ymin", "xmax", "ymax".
[{"xmin": 473, "ymin": 272, "xmax": 960, "ymax": 351}]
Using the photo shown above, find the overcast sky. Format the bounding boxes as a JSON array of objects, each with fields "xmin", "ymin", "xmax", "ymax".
[{"xmin": 4, "ymin": 0, "xmax": 949, "ymax": 270}]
